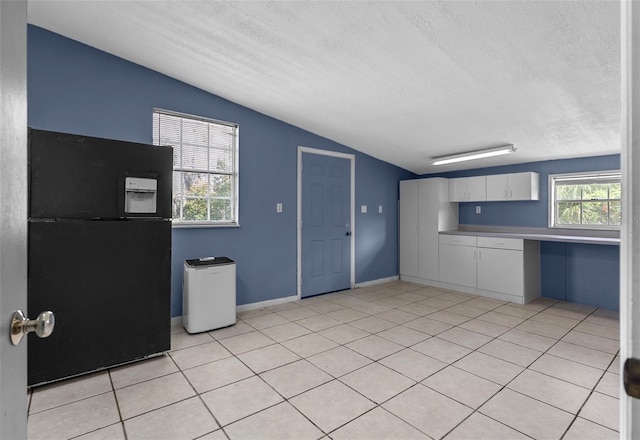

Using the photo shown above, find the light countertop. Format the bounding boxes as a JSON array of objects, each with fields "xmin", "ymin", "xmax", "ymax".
[{"xmin": 440, "ymin": 225, "xmax": 620, "ymax": 246}]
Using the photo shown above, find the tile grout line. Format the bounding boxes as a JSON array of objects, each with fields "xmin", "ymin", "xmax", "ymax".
[
  {"xmin": 301, "ymin": 288, "xmax": 543, "ymax": 438},
  {"xmin": 561, "ymin": 316, "xmax": 622, "ymax": 438},
  {"xmin": 386, "ymin": 288, "xmax": 618, "ymax": 439},
  {"xmin": 169, "ymin": 346, "xmax": 229, "ymax": 440},
  {"xmin": 28, "ymin": 281, "xmax": 621, "ymax": 440},
  {"xmin": 214, "ymin": 287, "xmax": 474, "ymax": 438},
  {"xmin": 232, "ymin": 287, "xmax": 618, "ymax": 438},
  {"xmin": 418, "ymin": 288, "xmax": 596, "ymax": 439},
  {"xmin": 106, "ymin": 369, "xmax": 128, "ymax": 440},
  {"xmin": 481, "ymin": 303, "xmax": 619, "ymax": 439}
]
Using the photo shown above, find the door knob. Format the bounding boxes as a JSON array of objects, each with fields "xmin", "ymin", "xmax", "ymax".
[
  {"xmin": 10, "ymin": 310, "xmax": 55, "ymax": 346},
  {"xmin": 624, "ymin": 358, "xmax": 640, "ymax": 398}
]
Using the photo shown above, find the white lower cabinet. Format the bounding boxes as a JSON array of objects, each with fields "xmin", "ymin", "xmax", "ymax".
[
  {"xmin": 438, "ymin": 234, "xmax": 539, "ymax": 303},
  {"xmin": 477, "ymin": 248, "xmax": 523, "ymax": 296},
  {"xmin": 438, "ymin": 235, "xmax": 477, "ymax": 289}
]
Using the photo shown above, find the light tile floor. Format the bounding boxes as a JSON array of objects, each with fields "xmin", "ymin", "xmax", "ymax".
[{"xmin": 27, "ymin": 281, "xmax": 621, "ymax": 440}]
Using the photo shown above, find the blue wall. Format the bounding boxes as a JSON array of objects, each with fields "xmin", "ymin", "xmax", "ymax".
[
  {"xmin": 27, "ymin": 26, "xmax": 415, "ymax": 315},
  {"xmin": 425, "ymin": 155, "xmax": 621, "ymax": 310}
]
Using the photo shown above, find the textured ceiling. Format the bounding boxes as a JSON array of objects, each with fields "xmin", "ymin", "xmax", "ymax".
[{"xmin": 27, "ymin": 1, "xmax": 620, "ymax": 174}]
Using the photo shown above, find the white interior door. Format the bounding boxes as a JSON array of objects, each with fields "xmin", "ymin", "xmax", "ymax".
[
  {"xmin": 300, "ymin": 152, "xmax": 352, "ymax": 297},
  {"xmin": 621, "ymin": 1, "xmax": 640, "ymax": 437},
  {"xmin": 297, "ymin": 147, "xmax": 355, "ymax": 298},
  {"xmin": 0, "ymin": 0, "xmax": 29, "ymax": 438}
]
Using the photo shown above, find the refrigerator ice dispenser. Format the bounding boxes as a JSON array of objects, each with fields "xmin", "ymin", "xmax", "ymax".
[{"xmin": 125, "ymin": 177, "xmax": 157, "ymax": 214}]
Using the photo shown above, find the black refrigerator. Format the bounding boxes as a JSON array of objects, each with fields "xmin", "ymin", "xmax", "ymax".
[{"xmin": 27, "ymin": 129, "xmax": 173, "ymax": 386}]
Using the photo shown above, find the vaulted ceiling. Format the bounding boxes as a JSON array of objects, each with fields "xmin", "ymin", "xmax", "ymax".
[{"xmin": 27, "ymin": 1, "xmax": 620, "ymax": 174}]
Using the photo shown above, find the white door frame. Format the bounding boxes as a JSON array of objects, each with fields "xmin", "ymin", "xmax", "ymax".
[
  {"xmin": 0, "ymin": 0, "xmax": 29, "ymax": 438},
  {"xmin": 621, "ymin": 1, "xmax": 640, "ymax": 437},
  {"xmin": 297, "ymin": 146, "xmax": 355, "ymax": 299}
]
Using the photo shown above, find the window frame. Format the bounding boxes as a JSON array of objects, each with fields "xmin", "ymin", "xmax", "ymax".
[
  {"xmin": 548, "ymin": 170, "xmax": 621, "ymax": 230},
  {"xmin": 153, "ymin": 108, "xmax": 239, "ymax": 227}
]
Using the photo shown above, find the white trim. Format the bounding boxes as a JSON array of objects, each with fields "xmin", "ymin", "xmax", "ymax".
[
  {"xmin": 153, "ymin": 107, "xmax": 238, "ymax": 128},
  {"xmin": 399, "ymin": 275, "xmax": 531, "ymax": 304},
  {"xmin": 173, "ymin": 295, "xmax": 300, "ymax": 323},
  {"xmin": 548, "ymin": 170, "xmax": 622, "ymax": 230},
  {"xmin": 297, "ymin": 146, "xmax": 356, "ymax": 299},
  {"xmin": 621, "ymin": 1, "xmax": 637, "ymax": 436},
  {"xmin": 153, "ymin": 108, "xmax": 239, "ymax": 225},
  {"xmin": 355, "ymin": 276, "xmax": 399, "ymax": 288},
  {"xmin": 236, "ymin": 295, "xmax": 298, "ymax": 312},
  {"xmin": 172, "ymin": 222, "xmax": 240, "ymax": 229},
  {"xmin": 400, "ymin": 275, "xmax": 441, "ymax": 288},
  {"xmin": 171, "ymin": 316, "xmax": 183, "ymax": 329}
]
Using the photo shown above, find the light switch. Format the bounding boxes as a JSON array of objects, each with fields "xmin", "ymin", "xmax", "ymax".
[
  {"xmin": 476, "ymin": 206, "xmax": 481, "ymax": 214},
  {"xmin": 277, "ymin": 203, "xmax": 283, "ymax": 213},
  {"xmin": 378, "ymin": 205, "xmax": 383, "ymax": 213},
  {"xmin": 361, "ymin": 205, "xmax": 367, "ymax": 213}
]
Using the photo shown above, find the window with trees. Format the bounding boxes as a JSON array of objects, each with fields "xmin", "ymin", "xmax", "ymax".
[
  {"xmin": 549, "ymin": 171, "xmax": 621, "ymax": 229},
  {"xmin": 153, "ymin": 109, "xmax": 238, "ymax": 225}
]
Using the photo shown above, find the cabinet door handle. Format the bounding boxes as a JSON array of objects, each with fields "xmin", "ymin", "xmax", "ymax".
[
  {"xmin": 504, "ymin": 190, "xmax": 508, "ymax": 199},
  {"xmin": 509, "ymin": 189, "xmax": 513, "ymax": 198},
  {"xmin": 478, "ymin": 250, "xmax": 482, "ymax": 259}
]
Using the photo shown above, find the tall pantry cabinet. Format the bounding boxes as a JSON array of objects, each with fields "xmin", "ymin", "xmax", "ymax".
[{"xmin": 399, "ymin": 178, "xmax": 458, "ymax": 284}]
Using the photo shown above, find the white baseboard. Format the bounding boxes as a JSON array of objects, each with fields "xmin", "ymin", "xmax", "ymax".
[
  {"xmin": 399, "ymin": 275, "xmax": 440, "ymax": 288},
  {"xmin": 236, "ymin": 295, "xmax": 299, "ymax": 312},
  {"xmin": 173, "ymin": 295, "xmax": 299, "ymax": 325},
  {"xmin": 171, "ymin": 316, "xmax": 183, "ymax": 328},
  {"xmin": 355, "ymin": 275, "xmax": 399, "ymax": 288},
  {"xmin": 173, "ymin": 276, "xmax": 407, "ymax": 323}
]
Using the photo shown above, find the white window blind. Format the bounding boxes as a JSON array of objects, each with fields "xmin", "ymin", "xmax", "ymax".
[{"xmin": 153, "ymin": 109, "xmax": 239, "ymax": 225}]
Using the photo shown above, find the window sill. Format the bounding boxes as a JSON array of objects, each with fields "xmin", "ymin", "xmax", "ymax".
[
  {"xmin": 172, "ymin": 222, "xmax": 240, "ymax": 229},
  {"xmin": 549, "ymin": 225, "xmax": 620, "ymax": 234}
]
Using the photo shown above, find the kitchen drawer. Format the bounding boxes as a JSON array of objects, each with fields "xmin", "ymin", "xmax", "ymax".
[
  {"xmin": 439, "ymin": 234, "xmax": 477, "ymax": 247},
  {"xmin": 477, "ymin": 236, "xmax": 523, "ymax": 251}
]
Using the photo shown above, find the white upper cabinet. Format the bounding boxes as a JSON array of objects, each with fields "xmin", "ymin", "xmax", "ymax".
[
  {"xmin": 449, "ymin": 178, "xmax": 468, "ymax": 202},
  {"xmin": 485, "ymin": 174, "xmax": 508, "ymax": 200},
  {"xmin": 467, "ymin": 176, "xmax": 488, "ymax": 201},
  {"xmin": 486, "ymin": 172, "xmax": 539, "ymax": 201},
  {"xmin": 449, "ymin": 176, "xmax": 487, "ymax": 202}
]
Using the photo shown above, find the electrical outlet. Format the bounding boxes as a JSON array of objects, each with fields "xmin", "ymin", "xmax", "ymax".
[
  {"xmin": 277, "ymin": 203, "xmax": 283, "ymax": 213},
  {"xmin": 476, "ymin": 205, "xmax": 481, "ymax": 214},
  {"xmin": 361, "ymin": 205, "xmax": 367, "ymax": 213},
  {"xmin": 378, "ymin": 205, "xmax": 383, "ymax": 213}
]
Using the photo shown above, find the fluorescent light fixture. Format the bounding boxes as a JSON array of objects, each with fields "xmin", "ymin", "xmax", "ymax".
[{"xmin": 431, "ymin": 145, "xmax": 517, "ymax": 166}]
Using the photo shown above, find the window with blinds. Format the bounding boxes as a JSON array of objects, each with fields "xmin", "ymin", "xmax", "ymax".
[
  {"xmin": 549, "ymin": 171, "xmax": 621, "ymax": 229},
  {"xmin": 153, "ymin": 109, "xmax": 239, "ymax": 225}
]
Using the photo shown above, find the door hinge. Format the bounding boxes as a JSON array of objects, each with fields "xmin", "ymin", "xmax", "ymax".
[{"xmin": 624, "ymin": 358, "xmax": 640, "ymax": 398}]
